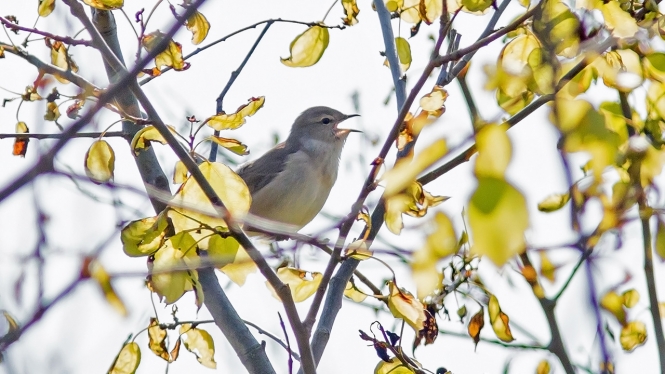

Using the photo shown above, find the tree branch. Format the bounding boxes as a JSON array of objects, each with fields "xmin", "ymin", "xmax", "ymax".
[{"xmin": 0, "ymin": 15, "xmax": 93, "ymax": 46}]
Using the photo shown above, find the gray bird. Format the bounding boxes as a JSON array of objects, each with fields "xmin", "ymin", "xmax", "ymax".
[{"xmin": 236, "ymin": 106, "xmax": 359, "ymax": 233}]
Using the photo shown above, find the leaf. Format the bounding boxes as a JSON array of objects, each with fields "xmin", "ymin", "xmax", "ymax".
[
  {"xmin": 267, "ymin": 267, "xmax": 323, "ymax": 303},
  {"xmin": 469, "ymin": 177, "xmax": 528, "ymax": 266},
  {"xmin": 1, "ymin": 310, "xmax": 19, "ymax": 337},
  {"xmin": 38, "ymin": 0, "xmax": 55, "ymax": 17},
  {"xmin": 142, "ymin": 31, "xmax": 190, "ymax": 71},
  {"xmin": 374, "ymin": 358, "xmax": 415, "ymax": 374},
  {"xmin": 120, "ymin": 212, "xmax": 170, "ymax": 257},
  {"xmin": 387, "ymin": 280, "xmax": 426, "ymax": 331},
  {"xmin": 461, "ymin": 0, "xmax": 493, "ymax": 12},
  {"xmin": 384, "ymin": 194, "xmax": 409, "ymax": 235},
  {"xmin": 130, "ymin": 125, "xmax": 176, "ymax": 155},
  {"xmin": 412, "ymin": 212, "xmax": 456, "ymax": 299},
  {"xmin": 622, "ymin": 289, "xmax": 640, "ymax": 308},
  {"xmin": 13, "ymin": 121, "xmax": 29, "ymax": 157},
  {"xmin": 620, "ymin": 321, "xmax": 647, "ymax": 351},
  {"xmin": 220, "ymin": 245, "xmax": 256, "ymax": 286},
  {"xmin": 539, "ymin": 251, "xmax": 556, "ymax": 282},
  {"xmin": 419, "ymin": 0, "xmax": 443, "ymax": 24},
  {"xmin": 344, "ymin": 278, "xmax": 367, "ymax": 302},
  {"xmin": 44, "ymin": 101, "xmax": 60, "ymax": 121},
  {"xmin": 536, "ymin": 360, "xmax": 551, "ymax": 374},
  {"xmin": 207, "ymin": 136, "xmax": 249, "ymax": 156},
  {"xmin": 108, "ymin": 342, "xmax": 141, "ymax": 374},
  {"xmin": 488, "ymin": 294, "xmax": 514, "ymax": 342},
  {"xmin": 601, "ymin": 1, "xmax": 638, "ymax": 38},
  {"xmin": 537, "ymin": 192, "xmax": 570, "ymax": 212},
  {"xmin": 83, "ymin": 0, "xmax": 123, "ymax": 10},
  {"xmin": 475, "ymin": 123, "xmax": 511, "ymax": 178},
  {"xmin": 467, "ymin": 307, "xmax": 485, "ymax": 350},
  {"xmin": 383, "ymin": 139, "xmax": 447, "ymax": 196},
  {"xmin": 87, "ymin": 259, "xmax": 127, "ymax": 316},
  {"xmin": 341, "ymin": 0, "xmax": 360, "ymax": 26},
  {"xmin": 207, "ymin": 234, "xmax": 239, "ymax": 267},
  {"xmin": 186, "ymin": 11, "xmax": 210, "ymax": 45},
  {"xmin": 345, "ymin": 239, "xmax": 373, "ymax": 260},
  {"xmin": 281, "ymin": 25, "xmax": 329, "ymax": 67},
  {"xmin": 656, "ymin": 217, "xmax": 665, "ymax": 261},
  {"xmin": 173, "ymin": 160, "xmax": 188, "ymax": 184},
  {"xmin": 205, "ymin": 97, "xmax": 265, "ymax": 131},
  {"xmin": 84, "ymin": 140, "xmax": 115, "ymax": 183},
  {"xmin": 419, "ymin": 86, "xmax": 448, "ymax": 113},
  {"xmin": 148, "ymin": 318, "xmax": 170, "ymax": 361},
  {"xmin": 394, "ymin": 37, "xmax": 412, "ymax": 72},
  {"xmin": 168, "ymin": 161, "xmax": 251, "ymax": 250},
  {"xmin": 50, "ymin": 41, "xmax": 78, "ymax": 84},
  {"xmin": 147, "ymin": 238, "xmax": 200, "ymax": 304},
  {"xmin": 600, "ymin": 290, "xmax": 626, "ymax": 325},
  {"xmin": 180, "ymin": 324, "xmax": 216, "ymax": 369}
]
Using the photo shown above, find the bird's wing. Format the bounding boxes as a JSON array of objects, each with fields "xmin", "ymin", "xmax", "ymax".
[{"xmin": 236, "ymin": 142, "xmax": 294, "ymax": 195}]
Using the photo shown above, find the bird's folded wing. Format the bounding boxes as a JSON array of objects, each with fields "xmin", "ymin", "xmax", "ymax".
[{"xmin": 235, "ymin": 142, "xmax": 293, "ymax": 194}]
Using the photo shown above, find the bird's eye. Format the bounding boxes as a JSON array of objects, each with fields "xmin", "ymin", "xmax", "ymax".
[{"xmin": 321, "ymin": 117, "xmax": 331, "ymax": 125}]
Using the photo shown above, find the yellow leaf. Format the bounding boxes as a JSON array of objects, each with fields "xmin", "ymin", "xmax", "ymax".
[
  {"xmin": 120, "ymin": 212, "xmax": 169, "ymax": 257},
  {"xmin": 38, "ymin": 0, "xmax": 55, "ymax": 17},
  {"xmin": 88, "ymin": 259, "xmax": 127, "ymax": 316},
  {"xmin": 461, "ymin": 0, "xmax": 492, "ymax": 12},
  {"xmin": 644, "ymin": 53, "xmax": 665, "ymax": 83},
  {"xmin": 341, "ymin": 0, "xmax": 360, "ymax": 26},
  {"xmin": 180, "ymin": 324, "xmax": 217, "ymax": 369},
  {"xmin": 205, "ymin": 97, "xmax": 265, "ymax": 131},
  {"xmin": 399, "ymin": 0, "xmax": 421, "ymax": 23},
  {"xmin": 186, "ymin": 11, "xmax": 210, "ymax": 45},
  {"xmin": 267, "ymin": 268, "xmax": 323, "ymax": 303},
  {"xmin": 474, "ymin": 123, "xmax": 511, "ymax": 178},
  {"xmin": 44, "ymin": 101, "xmax": 60, "ymax": 121},
  {"xmin": 395, "ymin": 37, "xmax": 412, "ymax": 73},
  {"xmin": 500, "ymin": 34, "xmax": 541, "ymax": 76},
  {"xmin": 419, "ymin": 0, "xmax": 443, "ymax": 24},
  {"xmin": 600, "ymin": 290, "xmax": 626, "ymax": 324},
  {"xmin": 383, "ymin": 139, "xmax": 447, "ymax": 196},
  {"xmin": 2, "ymin": 310, "xmax": 19, "ymax": 336},
  {"xmin": 656, "ymin": 217, "xmax": 665, "ymax": 261},
  {"xmin": 387, "ymin": 280, "xmax": 426, "ymax": 331},
  {"xmin": 601, "ymin": 1, "xmax": 638, "ymax": 38},
  {"xmin": 147, "ymin": 239, "xmax": 200, "ymax": 304},
  {"xmin": 130, "ymin": 125, "xmax": 177, "ymax": 155},
  {"xmin": 281, "ymin": 25, "xmax": 329, "ymax": 67},
  {"xmin": 488, "ymin": 294, "xmax": 514, "ymax": 342},
  {"xmin": 173, "ymin": 160, "xmax": 188, "ymax": 184},
  {"xmin": 344, "ymin": 239, "xmax": 373, "ymax": 260},
  {"xmin": 419, "ymin": 86, "xmax": 448, "ymax": 113},
  {"xmin": 50, "ymin": 41, "xmax": 78, "ymax": 84},
  {"xmin": 536, "ymin": 360, "xmax": 551, "ymax": 374},
  {"xmin": 208, "ymin": 136, "xmax": 249, "ymax": 156},
  {"xmin": 84, "ymin": 140, "xmax": 115, "ymax": 183},
  {"xmin": 220, "ymin": 245, "xmax": 257, "ymax": 286},
  {"xmin": 344, "ymin": 278, "xmax": 368, "ymax": 302},
  {"xmin": 384, "ymin": 194, "xmax": 410, "ymax": 235},
  {"xmin": 467, "ymin": 307, "xmax": 485, "ymax": 349},
  {"xmin": 83, "ymin": 0, "xmax": 123, "ymax": 10},
  {"xmin": 622, "ymin": 289, "xmax": 640, "ymax": 308},
  {"xmin": 539, "ymin": 251, "xmax": 556, "ymax": 282},
  {"xmin": 537, "ymin": 192, "xmax": 571, "ymax": 212},
  {"xmin": 148, "ymin": 318, "xmax": 170, "ymax": 361},
  {"xmin": 207, "ymin": 234, "xmax": 239, "ymax": 267},
  {"xmin": 374, "ymin": 358, "xmax": 415, "ymax": 374},
  {"xmin": 108, "ymin": 342, "xmax": 141, "ymax": 374},
  {"xmin": 533, "ymin": 0, "xmax": 580, "ymax": 57},
  {"xmin": 469, "ymin": 177, "xmax": 528, "ymax": 266},
  {"xmin": 412, "ymin": 212, "xmax": 456, "ymax": 299},
  {"xmin": 169, "ymin": 161, "xmax": 251, "ymax": 250},
  {"xmin": 620, "ymin": 321, "xmax": 647, "ymax": 351},
  {"xmin": 142, "ymin": 31, "xmax": 189, "ymax": 71}
]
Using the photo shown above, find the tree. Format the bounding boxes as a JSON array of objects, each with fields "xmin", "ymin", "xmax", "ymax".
[{"xmin": 0, "ymin": 0, "xmax": 664, "ymax": 373}]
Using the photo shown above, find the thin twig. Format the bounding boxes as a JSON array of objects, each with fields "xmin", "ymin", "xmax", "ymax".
[
  {"xmin": 0, "ymin": 15, "xmax": 93, "ymax": 46},
  {"xmin": 0, "ymin": 131, "xmax": 125, "ymax": 140}
]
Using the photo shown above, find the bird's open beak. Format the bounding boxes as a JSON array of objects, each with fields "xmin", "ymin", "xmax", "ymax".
[{"xmin": 334, "ymin": 114, "xmax": 362, "ymax": 137}]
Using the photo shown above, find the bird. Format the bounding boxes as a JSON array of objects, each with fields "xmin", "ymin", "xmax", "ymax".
[{"xmin": 236, "ymin": 106, "xmax": 360, "ymax": 234}]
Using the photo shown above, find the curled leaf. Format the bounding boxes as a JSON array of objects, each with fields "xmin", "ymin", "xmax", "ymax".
[
  {"xmin": 180, "ymin": 324, "xmax": 217, "ymax": 368},
  {"xmin": 84, "ymin": 140, "xmax": 115, "ymax": 183},
  {"xmin": 148, "ymin": 318, "xmax": 170, "ymax": 361},
  {"xmin": 186, "ymin": 11, "xmax": 210, "ymax": 45},
  {"xmin": 121, "ymin": 212, "xmax": 170, "ymax": 257},
  {"xmin": 341, "ymin": 0, "xmax": 360, "ymax": 25},
  {"xmin": 13, "ymin": 122, "xmax": 29, "ymax": 157},
  {"xmin": 488, "ymin": 294, "xmax": 514, "ymax": 342},
  {"xmin": 205, "ymin": 97, "xmax": 265, "ymax": 131},
  {"xmin": 467, "ymin": 307, "xmax": 485, "ymax": 350},
  {"xmin": 130, "ymin": 125, "xmax": 176, "ymax": 155},
  {"xmin": 208, "ymin": 136, "xmax": 249, "ymax": 156},
  {"xmin": 281, "ymin": 25, "xmax": 330, "ymax": 67},
  {"xmin": 387, "ymin": 280, "xmax": 426, "ymax": 331},
  {"xmin": 267, "ymin": 267, "xmax": 322, "ymax": 302},
  {"xmin": 38, "ymin": 0, "xmax": 55, "ymax": 17},
  {"xmin": 142, "ymin": 31, "xmax": 190, "ymax": 71},
  {"xmin": 537, "ymin": 192, "xmax": 571, "ymax": 212},
  {"xmin": 620, "ymin": 321, "xmax": 647, "ymax": 351},
  {"xmin": 108, "ymin": 342, "xmax": 141, "ymax": 374}
]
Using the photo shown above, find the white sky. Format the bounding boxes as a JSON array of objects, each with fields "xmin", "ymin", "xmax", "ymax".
[{"xmin": 0, "ymin": 1, "xmax": 663, "ymax": 374}]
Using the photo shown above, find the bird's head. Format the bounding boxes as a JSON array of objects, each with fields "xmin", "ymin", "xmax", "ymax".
[{"xmin": 288, "ymin": 106, "xmax": 360, "ymax": 146}]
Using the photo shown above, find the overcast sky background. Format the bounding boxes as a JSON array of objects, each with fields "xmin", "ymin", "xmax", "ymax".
[{"xmin": 0, "ymin": 0, "xmax": 663, "ymax": 373}]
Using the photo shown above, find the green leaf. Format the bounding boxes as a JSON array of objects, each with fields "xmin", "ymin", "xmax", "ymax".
[{"xmin": 281, "ymin": 25, "xmax": 329, "ymax": 67}]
